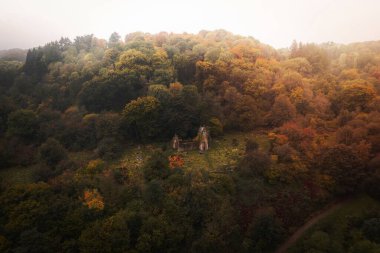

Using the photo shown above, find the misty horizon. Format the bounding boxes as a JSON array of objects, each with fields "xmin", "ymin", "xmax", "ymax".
[
  {"xmin": 2, "ymin": 29, "xmax": 380, "ymax": 52},
  {"xmin": 1, "ymin": 0, "xmax": 380, "ymax": 50}
]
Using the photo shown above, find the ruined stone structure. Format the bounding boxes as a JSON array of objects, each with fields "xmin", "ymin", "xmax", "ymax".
[
  {"xmin": 172, "ymin": 134, "xmax": 180, "ymax": 150},
  {"xmin": 198, "ymin": 126, "xmax": 209, "ymax": 153},
  {"xmin": 172, "ymin": 126, "xmax": 209, "ymax": 153}
]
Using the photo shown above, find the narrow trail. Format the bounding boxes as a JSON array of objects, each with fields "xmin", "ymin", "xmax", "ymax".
[{"xmin": 274, "ymin": 199, "xmax": 350, "ymax": 253}]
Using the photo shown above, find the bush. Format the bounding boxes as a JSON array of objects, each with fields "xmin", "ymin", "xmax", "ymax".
[
  {"xmin": 245, "ymin": 138, "xmax": 259, "ymax": 153},
  {"xmin": 143, "ymin": 179, "xmax": 164, "ymax": 206},
  {"xmin": 208, "ymin": 117, "xmax": 223, "ymax": 137},
  {"xmin": 243, "ymin": 214, "xmax": 284, "ymax": 253},
  {"xmin": 34, "ymin": 159, "xmax": 75, "ymax": 182},
  {"xmin": 85, "ymin": 159, "xmax": 105, "ymax": 175},
  {"xmin": 6, "ymin": 109, "xmax": 39, "ymax": 140},
  {"xmin": 96, "ymin": 138, "xmax": 122, "ymax": 160},
  {"xmin": 1, "ymin": 138, "xmax": 37, "ymax": 167},
  {"xmin": 304, "ymin": 231, "xmax": 331, "ymax": 252},
  {"xmin": 79, "ymin": 211, "xmax": 130, "ymax": 252},
  {"xmin": 55, "ymin": 159, "xmax": 78, "ymax": 172},
  {"xmin": 95, "ymin": 112, "xmax": 121, "ymax": 140},
  {"xmin": 143, "ymin": 151, "xmax": 170, "ymax": 181},
  {"xmin": 112, "ymin": 168, "xmax": 126, "ymax": 184},
  {"xmin": 272, "ymin": 143, "xmax": 297, "ymax": 163},
  {"xmin": 362, "ymin": 218, "xmax": 380, "ymax": 243},
  {"xmin": 315, "ymin": 144, "xmax": 368, "ymax": 194},
  {"xmin": 34, "ymin": 165, "xmax": 55, "ymax": 182},
  {"xmin": 239, "ymin": 150, "xmax": 271, "ymax": 177},
  {"xmin": 122, "ymin": 96, "xmax": 161, "ymax": 140},
  {"xmin": 39, "ymin": 138, "xmax": 67, "ymax": 167}
]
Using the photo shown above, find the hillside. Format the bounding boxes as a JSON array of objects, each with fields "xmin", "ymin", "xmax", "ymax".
[
  {"xmin": 0, "ymin": 48, "xmax": 27, "ymax": 62},
  {"xmin": 0, "ymin": 30, "xmax": 379, "ymax": 252}
]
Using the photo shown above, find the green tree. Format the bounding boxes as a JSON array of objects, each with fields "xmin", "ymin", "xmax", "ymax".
[
  {"xmin": 74, "ymin": 34, "xmax": 94, "ymax": 52},
  {"xmin": 23, "ymin": 47, "xmax": 47, "ymax": 79},
  {"xmin": 136, "ymin": 216, "xmax": 168, "ymax": 253},
  {"xmin": 151, "ymin": 49, "xmax": 175, "ymax": 85},
  {"xmin": 162, "ymin": 84, "xmax": 201, "ymax": 138},
  {"xmin": 208, "ymin": 117, "xmax": 223, "ymax": 137},
  {"xmin": 143, "ymin": 150, "xmax": 170, "ymax": 181},
  {"xmin": 79, "ymin": 211, "xmax": 131, "ymax": 253},
  {"xmin": 122, "ymin": 96, "xmax": 161, "ymax": 140},
  {"xmin": 96, "ymin": 137, "xmax": 122, "ymax": 160},
  {"xmin": 239, "ymin": 146, "xmax": 271, "ymax": 177},
  {"xmin": 103, "ymin": 48, "xmax": 119, "ymax": 68},
  {"xmin": 147, "ymin": 84, "xmax": 171, "ymax": 104},
  {"xmin": 116, "ymin": 49, "xmax": 152, "ymax": 79},
  {"xmin": 14, "ymin": 228, "xmax": 60, "ymax": 253},
  {"xmin": 79, "ymin": 71, "xmax": 141, "ymax": 112},
  {"xmin": 38, "ymin": 138, "xmax": 67, "ymax": 167},
  {"xmin": 173, "ymin": 52, "xmax": 198, "ymax": 83},
  {"xmin": 303, "ymin": 231, "xmax": 331, "ymax": 252},
  {"xmin": 243, "ymin": 214, "xmax": 284, "ymax": 253},
  {"xmin": 362, "ymin": 218, "xmax": 380, "ymax": 243},
  {"xmin": 108, "ymin": 32, "xmax": 121, "ymax": 48},
  {"xmin": 95, "ymin": 112, "xmax": 121, "ymax": 139},
  {"xmin": 7, "ymin": 109, "xmax": 39, "ymax": 140}
]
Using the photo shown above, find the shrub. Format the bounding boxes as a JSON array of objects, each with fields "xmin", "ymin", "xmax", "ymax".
[
  {"xmin": 96, "ymin": 138, "xmax": 122, "ymax": 160},
  {"xmin": 168, "ymin": 155, "xmax": 185, "ymax": 169},
  {"xmin": 82, "ymin": 189, "xmax": 104, "ymax": 210},
  {"xmin": 362, "ymin": 218, "xmax": 380, "ymax": 243},
  {"xmin": 239, "ymin": 150, "xmax": 271, "ymax": 177},
  {"xmin": 272, "ymin": 143, "xmax": 297, "ymax": 163},
  {"xmin": 245, "ymin": 138, "xmax": 259, "ymax": 153},
  {"xmin": 85, "ymin": 159, "xmax": 105, "ymax": 175},
  {"xmin": 6, "ymin": 109, "xmax": 39, "ymax": 140},
  {"xmin": 208, "ymin": 117, "xmax": 223, "ymax": 137},
  {"xmin": 315, "ymin": 144, "xmax": 368, "ymax": 194},
  {"xmin": 39, "ymin": 138, "xmax": 67, "ymax": 167},
  {"xmin": 143, "ymin": 151, "xmax": 170, "ymax": 181},
  {"xmin": 243, "ymin": 214, "xmax": 284, "ymax": 253}
]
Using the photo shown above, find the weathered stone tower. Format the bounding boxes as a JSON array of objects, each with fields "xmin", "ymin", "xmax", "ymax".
[{"xmin": 197, "ymin": 126, "xmax": 209, "ymax": 153}]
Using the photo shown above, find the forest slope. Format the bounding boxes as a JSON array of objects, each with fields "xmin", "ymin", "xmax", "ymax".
[{"xmin": 0, "ymin": 30, "xmax": 379, "ymax": 252}]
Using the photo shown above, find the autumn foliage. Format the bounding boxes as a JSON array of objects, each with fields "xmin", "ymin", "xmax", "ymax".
[
  {"xmin": 83, "ymin": 188, "xmax": 105, "ymax": 210},
  {"xmin": 168, "ymin": 154, "xmax": 185, "ymax": 169},
  {"xmin": 0, "ymin": 30, "xmax": 380, "ymax": 252}
]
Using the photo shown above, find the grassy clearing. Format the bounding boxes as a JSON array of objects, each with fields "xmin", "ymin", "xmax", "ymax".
[
  {"xmin": 116, "ymin": 144, "xmax": 161, "ymax": 169},
  {"xmin": 182, "ymin": 132, "xmax": 248, "ymax": 171},
  {"xmin": 113, "ymin": 131, "xmax": 269, "ymax": 172},
  {"xmin": 1, "ymin": 132, "xmax": 269, "ymax": 185}
]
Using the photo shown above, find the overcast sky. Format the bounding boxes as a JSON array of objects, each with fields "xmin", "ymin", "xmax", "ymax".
[{"xmin": 1, "ymin": 0, "xmax": 380, "ymax": 50}]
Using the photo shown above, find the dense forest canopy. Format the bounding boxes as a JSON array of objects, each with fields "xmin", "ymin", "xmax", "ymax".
[{"xmin": 0, "ymin": 30, "xmax": 379, "ymax": 253}]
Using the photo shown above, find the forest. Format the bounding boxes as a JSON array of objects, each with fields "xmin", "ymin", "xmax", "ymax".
[{"xmin": 0, "ymin": 30, "xmax": 379, "ymax": 253}]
